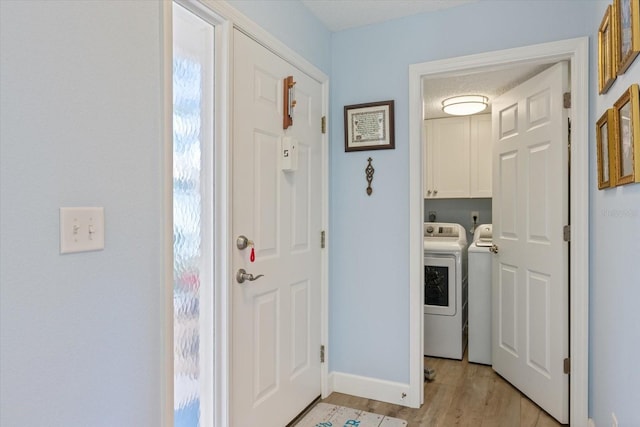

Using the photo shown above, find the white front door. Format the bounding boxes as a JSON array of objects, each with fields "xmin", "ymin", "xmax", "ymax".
[
  {"xmin": 231, "ymin": 30, "xmax": 323, "ymax": 427},
  {"xmin": 491, "ymin": 61, "xmax": 569, "ymax": 423}
]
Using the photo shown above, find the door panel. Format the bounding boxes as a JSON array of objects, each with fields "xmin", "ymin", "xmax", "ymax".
[
  {"xmin": 498, "ymin": 264, "xmax": 518, "ymax": 356},
  {"xmin": 492, "ymin": 61, "xmax": 569, "ymax": 424},
  {"xmin": 232, "ymin": 29, "xmax": 322, "ymax": 427}
]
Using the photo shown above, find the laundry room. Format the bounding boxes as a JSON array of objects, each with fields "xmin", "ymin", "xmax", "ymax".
[
  {"xmin": 419, "ymin": 51, "xmax": 576, "ymax": 426},
  {"xmin": 421, "ymin": 105, "xmax": 494, "ymax": 366},
  {"xmin": 421, "ymin": 62, "xmax": 557, "ymax": 367}
]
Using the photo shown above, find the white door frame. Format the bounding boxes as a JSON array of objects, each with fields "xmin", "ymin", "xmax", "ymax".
[
  {"xmin": 408, "ymin": 37, "xmax": 589, "ymax": 423},
  {"xmin": 162, "ymin": 1, "xmax": 330, "ymax": 426}
]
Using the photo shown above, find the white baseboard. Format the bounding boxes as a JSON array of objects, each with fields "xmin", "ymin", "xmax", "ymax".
[
  {"xmin": 328, "ymin": 371, "xmax": 414, "ymax": 407},
  {"xmin": 588, "ymin": 418, "xmax": 596, "ymax": 427}
]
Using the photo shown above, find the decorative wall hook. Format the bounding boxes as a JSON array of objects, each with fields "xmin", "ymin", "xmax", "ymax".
[
  {"xmin": 283, "ymin": 76, "xmax": 296, "ymax": 129},
  {"xmin": 365, "ymin": 157, "xmax": 375, "ymax": 196}
]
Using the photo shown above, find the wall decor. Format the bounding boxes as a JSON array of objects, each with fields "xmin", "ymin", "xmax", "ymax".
[
  {"xmin": 599, "ymin": 5, "xmax": 617, "ymax": 94},
  {"xmin": 344, "ymin": 100, "xmax": 395, "ymax": 152},
  {"xmin": 596, "ymin": 109, "xmax": 616, "ymax": 188},
  {"xmin": 612, "ymin": 83, "xmax": 640, "ymax": 185},
  {"xmin": 365, "ymin": 157, "xmax": 375, "ymax": 196},
  {"xmin": 614, "ymin": 0, "xmax": 640, "ymax": 74}
]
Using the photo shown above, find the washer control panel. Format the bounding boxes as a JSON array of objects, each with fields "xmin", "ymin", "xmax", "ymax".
[{"xmin": 424, "ymin": 222, "xmax": 460, "ymax": 238}]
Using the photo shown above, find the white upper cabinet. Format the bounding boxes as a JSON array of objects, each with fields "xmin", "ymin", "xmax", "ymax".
[{"xmin": 424, "ymin": 114, "xmax": 492, "ymax": 199}]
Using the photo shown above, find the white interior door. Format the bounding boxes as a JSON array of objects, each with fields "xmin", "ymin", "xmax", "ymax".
[
  {"xmin": 491, "ymin": 61, "xmax": 569, "ymax": 423},
  {"xmin": 231, "ymin": 30, "xmax": 323, "ymax": 427}
]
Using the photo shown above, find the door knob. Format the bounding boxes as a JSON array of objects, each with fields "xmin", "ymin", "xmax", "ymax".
[
  {"xmin": 490, "ymin": 244, "xmax": 499, "ymax": 254},
  {"xmin": 236, "ymin": 268, "xmax": 264, "ymax": 284},
  {"xmin": 236, "ymin": 235, "xmax": 253, "ymax": 250}
]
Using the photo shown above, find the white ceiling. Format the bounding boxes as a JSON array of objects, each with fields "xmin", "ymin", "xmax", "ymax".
[{"xmin": 301, "ymin": 0, "xmax": 477, "ymax": 32}]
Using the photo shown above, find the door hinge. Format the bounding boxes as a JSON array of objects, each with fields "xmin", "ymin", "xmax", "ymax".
[
  {"xmin": 563, "ymin": 357, "xmax": 571, "ymax": 374},
  {"xmin": 320, "ymin": 345, "xmax": 325, "ymax": 363},
  {"xmin": 563, "ymin": 92, "xmax": 571, "ymax": 109},
  {"xmin": 563, "ymin": 225, "xmax": 571, "ymax": 242},
  {"xmin": 321, "ymin": 116, "xmax": 327, "ymax": 134},
  {"xmin": 321, "ymin": 230, "xmax": 326, "ymax": 249}
]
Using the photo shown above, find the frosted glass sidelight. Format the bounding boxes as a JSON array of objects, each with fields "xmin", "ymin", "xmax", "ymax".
[{"xmin": 173, "ymin": 4, "xmax": 215, "ymax": 427}]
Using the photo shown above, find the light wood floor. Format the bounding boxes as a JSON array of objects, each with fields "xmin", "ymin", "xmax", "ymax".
[{"xmin": 322, "ymin": 354, "xmax": 565, "ymax": 427}]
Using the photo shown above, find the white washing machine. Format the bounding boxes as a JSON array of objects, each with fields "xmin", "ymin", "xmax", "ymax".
[
  {"xmin": 468, "ymin": 224, "xmax": 493, "ymax": 365},
  {"xmin": 423, "ymin": 222, "xmax": 468, "ymax": 360}
]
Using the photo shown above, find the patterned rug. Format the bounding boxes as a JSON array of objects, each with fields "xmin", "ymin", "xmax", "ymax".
[{"xmin": 295, "ymin": 402, "xmax": 407, "ymax": 427}]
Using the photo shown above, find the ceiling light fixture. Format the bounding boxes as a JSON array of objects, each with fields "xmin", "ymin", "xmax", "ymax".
[{"xmin": 442, "ymin": 95, "xmax": 488, "ymax": 116}]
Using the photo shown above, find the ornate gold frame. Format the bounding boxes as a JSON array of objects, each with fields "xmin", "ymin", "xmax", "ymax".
[
  {"xmin": 612, "ymin": 84, "xmax": 640, "ymax": 186},
  {"xmin": 596, "ymin": 109, "xmax": 616, "ymax": 189},
  {"xmin": 598, "ymin": 5, "xmax": 617, "ymax": 94},
  {"xmin": 614, "ymin": 0, "xmax": 640, "ymax": 74}
]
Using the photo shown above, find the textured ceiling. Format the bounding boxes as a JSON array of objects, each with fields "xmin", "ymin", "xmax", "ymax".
[
  {"xmin": 422, "ymin": 63, "xmax": 555, "ymax": 120},
  {"xmin": 301, "ymin": 0, "xmax": 477, "ymax": 31}
]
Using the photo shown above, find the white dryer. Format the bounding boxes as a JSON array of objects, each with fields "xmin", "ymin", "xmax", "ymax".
[
  {"xmin": 468, "ymin": 224, "xmax": 493, "ymax": 365},
  {"xmin": 423, "ymin": 222, "xmax": 468, "ymax": 360}
]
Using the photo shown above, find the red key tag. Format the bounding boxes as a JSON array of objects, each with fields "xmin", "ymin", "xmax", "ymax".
[{"xmin": 250, "ymin": 246, "xmax": 255, "ymax": 263}]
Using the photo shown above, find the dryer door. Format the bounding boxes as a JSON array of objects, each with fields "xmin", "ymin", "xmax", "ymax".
[{"xmin": 424, "ymin": 254, "xmax": 457, "ymax": 316}]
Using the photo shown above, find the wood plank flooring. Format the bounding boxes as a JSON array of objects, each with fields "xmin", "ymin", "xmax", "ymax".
[{"xmin": 322, "ymin": 355, "xmax": 565, "ymax": 427}]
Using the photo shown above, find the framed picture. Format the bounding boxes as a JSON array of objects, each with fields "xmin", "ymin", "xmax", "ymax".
[
  {"xmin": 344, "ymin": 100, "xmax": 395, "ymax": 152},
  {"xmin": 612, "ymin": 83, "xmax": 640, "ymax": 185},
  {"xmin": 614, "ymin": 0, "xmax": 640, "ymax": 74},
  {"xmin": 596, "ymin": 109, "xmax": 616, "ymax": 189},
  {"xmin": 599, "ymin": 5, "xmax": 617, "ymax": 94}
]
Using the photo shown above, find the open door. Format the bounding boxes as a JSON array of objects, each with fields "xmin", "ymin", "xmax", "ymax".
[{"xmin": 491, "ymin": 61, "xmax": 569, "ymax": 423}]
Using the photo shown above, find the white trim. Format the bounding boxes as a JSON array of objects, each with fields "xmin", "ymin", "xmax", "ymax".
[
  {"xmin": 330, "ymin": 372, "xmax": 412, "ymax": 407},
  {"xmin": 588, "ymin": 418, "xmax": 597, "ymax": 427},
  {"xmin": 212, "ymin": 15, "xmax": 232, "ymax": 427},
  {"xmin": 203, "ymin": 0, "xmax": 328, "ymax": 84},
  {"xmin": 161, "ymin": 0, "xmax": 174, "ymax": 425},
  {"xmin": 409, "ymin": 37, "xmax": 589, "ymax": 423},
  {"xmin": 320, "ymin": 81, "xmax": 331, "ymax": 399}
]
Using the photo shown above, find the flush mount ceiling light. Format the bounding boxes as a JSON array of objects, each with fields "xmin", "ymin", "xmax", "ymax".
[{"xmin": 442, "ymin": 95, "xmax": 488, "ymax": 116}]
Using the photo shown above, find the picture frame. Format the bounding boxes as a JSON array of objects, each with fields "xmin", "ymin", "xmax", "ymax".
[
  {"xmin": 599, "ymin": 5, "xmax": 617, "ymax": 94},
  {"xmin": 612, "ymin": 83, "xmax": 640, "ymax": 185},
  {"xmin": 614, "ymin": 0, "xmax": 640, "ymax": 74},
  {"xmin": 596, "ymin": 109, "xmax": 616, "ymax": 189},
  {"xmin": 344, "ymin": 100, "xmax": 395, "ymax": 152}
]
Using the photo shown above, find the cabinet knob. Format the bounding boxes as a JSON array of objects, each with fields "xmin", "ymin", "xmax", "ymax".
[
  {"xmin": 433, "ymin": 189, "xmax": 438, "ymax": 195},
  {"xmin": 427, "ymin": 190, "xmax": 432, "ymax": 195}
]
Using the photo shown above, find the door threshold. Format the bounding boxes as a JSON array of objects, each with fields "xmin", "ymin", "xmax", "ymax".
[{"xmin": 286, "ymin": 395, "xmax": 322, "ymax": 427}]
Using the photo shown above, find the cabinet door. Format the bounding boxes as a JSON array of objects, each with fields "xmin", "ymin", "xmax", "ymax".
[
  {"xmin": 470, "ymin": 114, "xmax": 492, "ymax": 197},
  {"xmin": 426, "ymin": 117, "xmax": 470, "ymax": 198}
]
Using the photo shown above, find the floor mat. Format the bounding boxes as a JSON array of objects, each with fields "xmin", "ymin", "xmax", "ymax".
[{"xmin": 294, "ymin": 402, "xmax": 408, "ymax": 427}]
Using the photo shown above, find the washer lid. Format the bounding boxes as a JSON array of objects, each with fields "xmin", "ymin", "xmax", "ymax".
[{"xmin": 424, "ymin": 240, "xmax": 465, "ymax": 252}]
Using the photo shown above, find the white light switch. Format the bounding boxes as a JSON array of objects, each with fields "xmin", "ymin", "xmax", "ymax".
[{"xmin": 60, "ymin": 207, "xmax": 105, "ymax": 254}]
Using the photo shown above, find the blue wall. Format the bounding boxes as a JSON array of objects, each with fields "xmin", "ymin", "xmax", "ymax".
[
  {"xmin": 329, "ymin": 0, "xmax": 602, "ymax": 383},
  {"xmin": 0, "ymin": 1, "xmax": 165, "ymax": 425},
  {"xmin": 590, "ymin": 7, "xmax": 640, "ymax": 424},
  {"xmin": 2, "ymin": 1, "xmax": 639, "ymax": 426},
  {"xmin": 328, "ymin": 2, "xmax": 638, "ymax": 426},
  {"xmin": 424, "ymin": 198, "xmax": 492, "ymax": 241}
]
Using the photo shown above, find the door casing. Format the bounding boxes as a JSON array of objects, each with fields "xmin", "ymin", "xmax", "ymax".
[
  {"xmin": 409, "ymin": 37, "xmax": 589, "ymax": 424},
  {"xmin": 162, "ymin": 1, "xmax": 330, "ymax": 426}
]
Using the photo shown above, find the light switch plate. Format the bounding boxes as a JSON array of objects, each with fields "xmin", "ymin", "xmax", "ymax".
[{"xmin": 60, "ymin": 207, "xmax": 105, "ymax": 254}]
